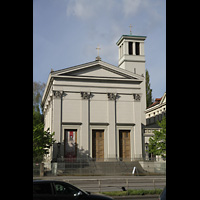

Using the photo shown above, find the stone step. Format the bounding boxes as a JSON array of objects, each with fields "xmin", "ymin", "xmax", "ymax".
[{"xmin": 58, "ymin": 161, "xmax": 147, "ymax": 175}]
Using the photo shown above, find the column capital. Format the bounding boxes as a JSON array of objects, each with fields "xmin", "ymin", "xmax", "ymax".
[
  {"xmin": 81, "ymin": 92, "xmax": 93, "ymax": 100},
  {"xmin": 133, "ymin": 93, "xmax": 141, "ymax": 101},
  {"xmin": 107, "ymin": 93, "xmax": 119, "ymax": 100},
  {"xmin": 53, "ymin": 90, "xmax": 67, "ymax": 98}
]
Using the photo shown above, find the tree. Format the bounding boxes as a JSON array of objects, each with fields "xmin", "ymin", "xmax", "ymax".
[
  {"xmin": 33, "ymin": 81, "xmax": 55, "ymax": 162},
  {"xmin": 146, "ymin": 69, "xmax": 153, "ymax": 108},
  {"xmin": 33, "ymin": 81, "xmax": 46, "ymax": 113},
  {"xmin": 33, "ymin": 124, "xmax": 55, "ymax": 163},
  {"xmin": 33, "ymin": 107, "xmax": 56, "ymax": 162},
  {"xmin": 148, "ymin": 116, "xmax": 166, "ymax": 160}
]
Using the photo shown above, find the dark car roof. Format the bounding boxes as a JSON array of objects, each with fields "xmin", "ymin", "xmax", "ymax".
[
  {"xmin": 33, "ymin": 180, "xmax": 113, "ymax": 200},
  {"xmin": 33, "ymin": 180, "xmax": 64, "ymax": 183}
]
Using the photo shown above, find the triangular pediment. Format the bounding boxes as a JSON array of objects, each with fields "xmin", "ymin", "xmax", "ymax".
[
  {"xmin": 61, "ymin": 65, "xmax": 130, "ymax": 79},
  {"xmin": 160, "ymin": 92, "xmax": 166, "ymax": 104},
  {"xmin": 51, "ymin": 60, "xmax": 144, "ymax": 82}
]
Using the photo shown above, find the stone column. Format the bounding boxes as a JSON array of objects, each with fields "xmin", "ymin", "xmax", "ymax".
[
  {"xmin": 133, "ymin": 93, "xmax": 143, "ymax": 160},
  {"xmin": 107, "ymin": 93, "xmax": 119, "ymax": 160},
  {"xmin": 81, "ymin": 92, "xmax": 93, "ymax": 156}
]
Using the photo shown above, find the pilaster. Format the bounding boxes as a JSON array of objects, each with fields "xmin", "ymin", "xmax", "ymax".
[
  {"xmin": 133, "ymin": 94, "xmax": 143, "ymax": 160},
  {"xmin": 81, "ymin": 92, "xmax": 93, "ymax": 156},
  {"xmin": 107, "ymin": 93, "xmax": 119, "ymax": 159}
]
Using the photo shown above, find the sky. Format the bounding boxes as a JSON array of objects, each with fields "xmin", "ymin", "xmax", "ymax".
[{"xmin": 33, "ymin": 0, "xmax": 166, "ymax": 99}]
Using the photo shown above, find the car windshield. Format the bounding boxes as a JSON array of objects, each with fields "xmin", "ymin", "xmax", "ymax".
[{"xmin": 54, "ymin": 182, "xmax": 89, "ymax": 196}]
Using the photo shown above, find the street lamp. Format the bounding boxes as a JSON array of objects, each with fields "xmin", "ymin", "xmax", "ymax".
[{"xmin": 57, "ymin": 142, "xmax": 61, "ymax": 160}]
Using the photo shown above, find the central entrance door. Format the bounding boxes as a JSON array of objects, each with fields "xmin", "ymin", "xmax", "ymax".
[
  {"xmin": 119, "ymin": 130, "xmax": 131, "ymax": 161},
  {"xmin": 92, "ymin": 130, "xmax": 104, "ymax": 161}
]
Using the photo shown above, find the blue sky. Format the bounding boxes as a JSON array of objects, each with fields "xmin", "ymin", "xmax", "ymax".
[{"xmin": 33, "ymin": 0, "xmax": 166, "ymax": 99}]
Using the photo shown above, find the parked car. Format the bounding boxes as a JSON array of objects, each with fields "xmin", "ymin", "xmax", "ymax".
[
  {"xmin": 33, "ymin": 180, "xmax": 113, "ymax": 200},
  {"xmin": 158, "ymin": 186, "xmax": 166, "ymax": 200}
]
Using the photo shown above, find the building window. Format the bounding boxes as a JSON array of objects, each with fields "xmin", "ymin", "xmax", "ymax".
[
  {"xmin": 128, "ymin": 42, "xmax": 133, "ymax": 55},
  {"xmin": 120, "ymin": 44, "xmax": 123, "ymax": 58},
  {"xmin": 135, "ymin": 42, "xmax": 140, "ymax": 55}
]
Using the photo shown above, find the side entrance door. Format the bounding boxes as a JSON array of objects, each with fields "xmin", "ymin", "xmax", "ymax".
[
  {"xmin": 64, "ymin": 130, "xmax": 77, "ymax": 160},
  {"xmin": 92, "ymin": 130, "xmax": 104, "ymax": 161},
  {"xmin": 119, "ymin": 130, "xmax": 131, "ymax": 161}
]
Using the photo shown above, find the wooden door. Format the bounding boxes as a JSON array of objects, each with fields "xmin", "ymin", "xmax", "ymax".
[
  {"xmin": 92, "ymin": 130, "xmax": 104, "ymax": 161},
  {"xmin": 119, "ymin": 131, "xmax": 130, "ymax": 161}
]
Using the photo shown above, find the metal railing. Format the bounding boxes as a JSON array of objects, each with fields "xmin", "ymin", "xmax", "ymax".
[
  {"xmin": 32, "ymin": 176, "xmax": 166, "ymax": 193},
  {"xmin": 33, "ymin": 157, "xmax": 166, "ymax": 176},
  {"xmin": 64, "ymin": 177, "xmax": 166, "ymax": 192}
]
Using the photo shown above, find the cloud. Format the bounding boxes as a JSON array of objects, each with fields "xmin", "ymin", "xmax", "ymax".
[
  {"xmin": 121, "ymin": 0, "xmax": 164, "ymax": 35},
  {"xmin": 66, "ymin": 0, "xmax": 113, "ymax": 20},
  {"xmin": 122, "ymin": 0, "xmax": 142, "ymax": 16},
  {"xmin": 66, "ymin": 0, "xmax": 93, "ymax": 19}
]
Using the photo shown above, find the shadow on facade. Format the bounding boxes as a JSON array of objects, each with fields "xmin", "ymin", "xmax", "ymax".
[
  {"xmin": 48, "ymin": 141, "xmax": 93, "ymax": 175},
  {"xmin": 53, "ymin": 141, "xmax": 91, "ymax": 160}
]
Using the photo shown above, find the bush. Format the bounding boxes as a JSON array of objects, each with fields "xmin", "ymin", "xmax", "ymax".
[{"xmin": 101, "ymin": 189, "xmax": 163, "ymax": 196}]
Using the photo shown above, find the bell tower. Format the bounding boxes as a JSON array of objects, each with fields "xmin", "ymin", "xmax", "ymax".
[
  {"xmin": 116, "ymin": 32, "xmax": 147, "ymax": 142},
  {"xmin": 116, "ymin": 34, "xmax": 146, "ymax": 76}
]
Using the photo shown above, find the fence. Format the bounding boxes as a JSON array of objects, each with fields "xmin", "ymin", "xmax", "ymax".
[
  {"xmin": 33, "ymin": 158, "xmax": 166, "ymax": 176},
  {"xmin": 32, "ymin": 177, "xmax": 166, "ymax": 193},
  {"xmin": 33, "ymin": 163, "xmax": 44, "ymax": 176},
  {"xmin": 64, "ymin": 177, "xmax": 166, "ymax": 193}
]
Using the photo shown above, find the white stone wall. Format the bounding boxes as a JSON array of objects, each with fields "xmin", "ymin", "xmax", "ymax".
[{"xmin": 42, "ymin": 60, "xmax": 146, "ymax": 161}]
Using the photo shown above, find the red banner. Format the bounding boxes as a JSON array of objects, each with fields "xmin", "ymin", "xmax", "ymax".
[{"xmin": 65, "ymin": 131, "xmax": 76, "ymax": 160}]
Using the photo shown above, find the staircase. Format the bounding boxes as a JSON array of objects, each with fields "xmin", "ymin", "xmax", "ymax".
[{"xmin": 58, "ymin": 160, "xmax": 147, "ymax": 176}]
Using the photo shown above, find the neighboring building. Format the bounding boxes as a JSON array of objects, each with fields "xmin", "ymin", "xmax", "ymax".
[
  {"xmin": 41, "ymin": 34, "xmax": 147, "ymax": 163},
  {"xmin": 144, "ymin": 92, "xmax": 166, "ymax": 160}
]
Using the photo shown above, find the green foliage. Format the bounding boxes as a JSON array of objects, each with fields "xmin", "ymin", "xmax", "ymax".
[
  {"xmin": 102, "ymin": 191, "xmax": 127, "ymax": 196},
  {"xmin": 33, "ymin": 123, "xmax": 55, "ymax": 162},
  {"xmin": 148, "ymin": 117, "xmax": 166, "ymax": 159},
  {"xmin": 33, "ymin": 81, "xmax": 55, "ymax": 163},
  {"xmin": 101, "ymin": 189, "xmax": 163, "ymax": 196},
  {"xmin": 33, "ymin": 106, "xmax": 43, "ymax": 127},
  {"xmin": 33, "ymin": 81, "xmax": 46, "ymax": 113},
  {"xmin": 146, "ymin": 69, "xmax": 153, "ymax": 108}
]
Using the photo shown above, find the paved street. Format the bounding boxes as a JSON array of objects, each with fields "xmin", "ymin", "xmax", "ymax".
[{"xmin": 33, "ymin": 175, "xmax": 165, "ymax": 194}]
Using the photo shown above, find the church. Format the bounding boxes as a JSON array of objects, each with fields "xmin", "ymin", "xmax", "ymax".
[{"xmin": 41, "ymin": 33, "xmax": 147, "ymax": 163}]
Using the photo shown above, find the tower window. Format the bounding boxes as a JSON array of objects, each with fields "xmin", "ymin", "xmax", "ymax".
[
  {"xmin": 128, "ymin": 42, "xmax": 133, "ymax": 55},
  {"xmin": 135, "ymin": 42, "xmax": 140, "ymax": 55}
]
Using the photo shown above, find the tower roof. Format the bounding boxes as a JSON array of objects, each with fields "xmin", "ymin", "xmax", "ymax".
[{"xmin": 116, "ymin": 35, "xmax": 147, "ymax": 46}]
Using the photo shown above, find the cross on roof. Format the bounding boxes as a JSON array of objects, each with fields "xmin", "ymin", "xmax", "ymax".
[
  {"xmin": 96, "ymin": 45, "xmax": 101, "ymax": 56},
  {"xmin": 129, "ymin": 24, "xmax": 132, "ymax": 35}
]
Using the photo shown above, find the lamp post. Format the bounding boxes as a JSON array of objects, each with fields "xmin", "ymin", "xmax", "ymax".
[{"xmin": 57, "ymin": 142, "xmax": 61, "ymax": 161}]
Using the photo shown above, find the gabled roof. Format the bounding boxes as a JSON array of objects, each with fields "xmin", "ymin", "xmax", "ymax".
[
  {"xmin": 42, "ymin": 59, "xmax": 144, "ymax": 106},
  {"xmin": 50, "ymin": 60, "xmax": 144, "ymax": 81},
  {"xmin": 145, "ymin": 92, "xmax": 166, "ymax": 112},
  {"xmin": 160, "ymin": 92, "xmax": 166, "ymax": 104}
]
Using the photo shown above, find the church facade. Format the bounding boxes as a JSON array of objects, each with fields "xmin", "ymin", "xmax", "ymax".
[{"xmin": 41, "ymin": 34, "xmax": 147, "ymax": 162}]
